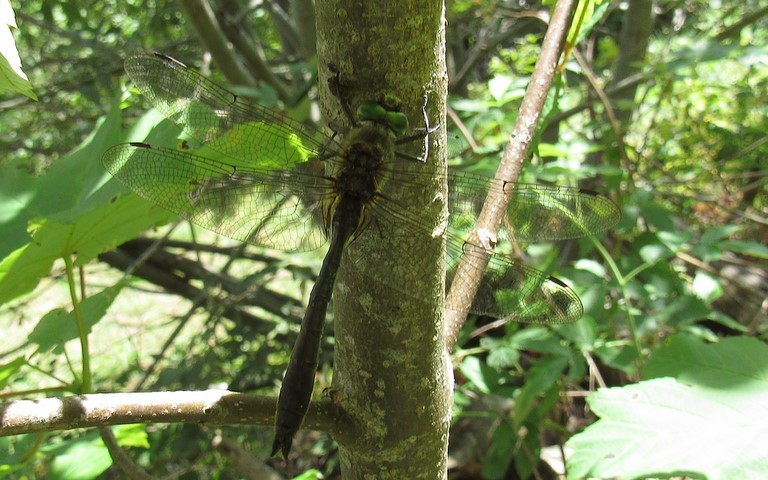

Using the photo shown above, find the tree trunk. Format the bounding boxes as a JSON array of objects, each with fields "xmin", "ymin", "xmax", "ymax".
[{"xmin": 315, "ymin": 1, "xmax": 451, "ymax": 478}]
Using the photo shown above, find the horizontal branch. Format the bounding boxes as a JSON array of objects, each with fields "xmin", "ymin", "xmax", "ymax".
[
  {"xmin": 0, "ymin": 390, "xmax": 343, "ymax": 438},
  {"xmin": 0, "ymin": 390, "xmax": 271, "ymax": 436}
]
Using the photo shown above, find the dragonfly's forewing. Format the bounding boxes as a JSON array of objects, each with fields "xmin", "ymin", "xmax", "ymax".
[{"xmin": 124, "ymin": 52, "xmax": 332, "ymax": 163}]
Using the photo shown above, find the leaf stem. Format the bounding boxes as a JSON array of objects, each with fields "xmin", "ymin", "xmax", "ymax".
[{"xmin": 591, "ymin": 238, "xmax": 642, "ymax": 360}]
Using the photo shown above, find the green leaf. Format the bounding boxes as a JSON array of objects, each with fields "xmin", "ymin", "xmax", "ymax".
[
  {"xmin": 656, "ymin": 294, "xmax": 712, "ymax": 326},
  {"xmin": 482, "ymin": 337, "xmax": 520, "ymax": 369},
  {"xmin": 0, "ymin": 2, "xmax": 37, "ymax": 101},
  {"xmin": 27, "ymin": 283, "xmax": 127, "ymax": 353},
  {"xmin": 0, "ymin": 356, "xmax": 25, "ymax": 389},
  {"xmin": 292, "ymin": 469, "xmax": 324, "ymax": 480},
  {"xmin": 47, "ymin": 440, "xmax": 112, "ymax": 480},
  {"xmin": 567, "ymin": 335, "xmax": 768, "ymax": 480},
  {"xmin": 0, "ymin": 194, "xmax": 172, "ymax": 305},
  {"xmin": 193, "ymin": 122, "xmax": 313, "ymax": 169},
  {"xmin": 720, "ymin": 240, "xmax": 768, "ymax": 259},
  {"xmin": 0, "ymin": 434, "xmax": 40, "ymax": 470},
  {"xmin": 691, "ymin": 272, "xmax": 722, "ymax": 301},
  {"xmin": 113, "ymin": 424, "xmax": 149, "ymax": 449},
  {"xmin": 2, "ymin": 98, "xmax": 119, "ymax": 259},
  {"xmin": 459, "ymin": 355, "xmax": 501, "ymax": 394},
  {"xmin": 514, "ymin": 354, "xmax": 569, "ymax": 426},
  {"xmin": 481, "ymin": 420, "xmax": 515, "ymax": 479},
  {"xmin": 638, "ymin": 243, "xmax": 672, "ymax": 263}
]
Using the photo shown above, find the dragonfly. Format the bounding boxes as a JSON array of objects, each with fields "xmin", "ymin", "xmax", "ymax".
[{"xmin": 102, "ymin": 52, "xmax": 620, "ymax": 458}]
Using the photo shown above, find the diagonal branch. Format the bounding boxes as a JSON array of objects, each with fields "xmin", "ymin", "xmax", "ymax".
[{"xmin": 444, "ymin": 0, "xmax": 579, "ymax": 349}]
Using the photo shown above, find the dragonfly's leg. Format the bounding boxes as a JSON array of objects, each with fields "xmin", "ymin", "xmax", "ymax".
[
  {"xmin": 327, "ymin": 64, "xmax": 358, "ymax": 125},
  {"xmin": 394, "ymin": 94, "xmax": 440, "ymax": 162}
]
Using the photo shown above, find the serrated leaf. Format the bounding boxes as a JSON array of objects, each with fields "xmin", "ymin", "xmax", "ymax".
[{"xmin": 567, "ymin": 335, "xmax": 768, "ymax": 480}]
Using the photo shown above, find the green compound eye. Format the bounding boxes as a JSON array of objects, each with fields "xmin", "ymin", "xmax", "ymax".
[
  {"xmin": 357, "ymin": 101, "xmax": 409, "ymax": 136},
  {"xmin": 357, "ymin": 101, "xmax": 388, "ymax": 122},
  {"xmin": 384, "ymin": 110, "xmax": 409, "ymax": 136}
]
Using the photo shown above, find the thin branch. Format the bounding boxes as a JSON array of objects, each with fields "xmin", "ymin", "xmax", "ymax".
[
  {"xmin": 178, "ymin": 0, "xmax": 255, "ymax": 86},
  {"xmin": 1, "ymin": 390, "xmax": 344, "ymax": 441},
  {"xmin": 444, "ymin": 0, "xmax": 579, "ymax": 349},
  {"xmin": 216, "ymin": 0, "xmax": 292, "ymax": 102},
  {"xmin": 100, "ymin": 427, "xmax": 154, "ymax": 480},
  {"xmin": 1, "ymin": 391, "xmax": 266, "ymax": 436}
]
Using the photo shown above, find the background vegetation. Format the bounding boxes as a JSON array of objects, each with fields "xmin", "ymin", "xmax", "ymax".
[{"xmin": 1, "ymin": 0, "xmax": 766, "ymax": 479}]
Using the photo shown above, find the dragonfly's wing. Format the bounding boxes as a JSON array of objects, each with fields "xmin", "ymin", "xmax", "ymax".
[
  {"xmin": 124, "ymin": 52, "xmax": 333, "ymax": 166},
  {"xmin": 444, "ymin": 241, "xmax": 582, "ymax": 323},
  {"xmin": 443, "ymin": 173, "xmax": 619, "ymax": 322},
  {"xmin": 371, "ymin": 166, "xmax": 620, "ymax": 323},
  {"xmin": 448, "ymin": 174, "xmax": 621, "ymax": 242},
  {"xmin": 103, "ymin": 142, "xmax": 332, "ymax": 252}
]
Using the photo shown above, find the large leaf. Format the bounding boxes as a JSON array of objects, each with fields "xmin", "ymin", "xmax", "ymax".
[
  {"xmin": 0, "ymin": 193, "xmax": 172, "ymax": 305},
  {"xmin": 0, "ymin": 1, "xmax": 37, "ymax": 100},
  {"xmin": 0, "ymin": 102, "xmax": 176, "ymax": 305},
  {"xmin": 566, "ymin": 335, "xmax": 768, "ymax": 480}
]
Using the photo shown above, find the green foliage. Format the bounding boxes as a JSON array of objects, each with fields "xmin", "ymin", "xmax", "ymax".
[
  {"xmin": 567, "ymin": 335, "xmax": 768, "ymax": 480},
  {"xmin": 0, "ymin": 99, "xmax": 175, "ymax": 305}
]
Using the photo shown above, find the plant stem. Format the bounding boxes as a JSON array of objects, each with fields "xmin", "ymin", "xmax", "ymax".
[{"xmin": 63, "ymin": 255, "xmax": 91, "ymax": 393}]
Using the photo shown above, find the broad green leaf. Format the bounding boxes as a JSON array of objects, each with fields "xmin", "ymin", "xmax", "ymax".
[
  {"xmin": 638, "ymin": 243, "xmax": 672, "ymax": 263},
  {"xmin": 47, "ymin": 440, "xmax": 111, "ymax": 480},
  {"xmin": 0, "ymin": 194, "xmax": 172, "ymax": 305},
  {"xmin": 567, "ymin": 335, "xmax": 768, "ymax": 480},
  {"xmin": 692, "ymin": 272, "xmax": 722, "ymax": 301},
  {"xmin": 459, "ymin": 355, "xmax": 501, "ymax": 394},
  {"xmin": 1, "ymin": 98, "xmax": 122, "ymax": 259},
  {"xmin": 481, "ymin": 420, "xmax": 515, "ymax": 479},
  {"xmin": 0, "ymin": 434, "xmax": 40, "ymax": 470},
  {"xmin": 720, "ymin": 240, "xmax": 768, "ymax": 259},
  {"xmin": 0, "ymin": 1, "xmax": 37, "ymax": 100},
  {"xmin": 292, "ymin": 470, "xmax": 324, "ymax": 480},
  {"xmin": 192, "ymin": 122, "xmax": 313, "ymax": 169},
  {"xmin": 113, "ymin": 424, "xmax": 149, "ymax": 449},
  {"xmin": 700, "ymin": 225, "xmax": 741, "ymax": 244},
  {"xmin": 514, "ymin": 354, "xmax": 569, "ymax": 426},
  {"xmin": 655, "ymin": 295, "xmax": 712, "ymax": 326},
  {"xmin": 482, "ymin": 337, "xmax": 520, "ymax": 369}
]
